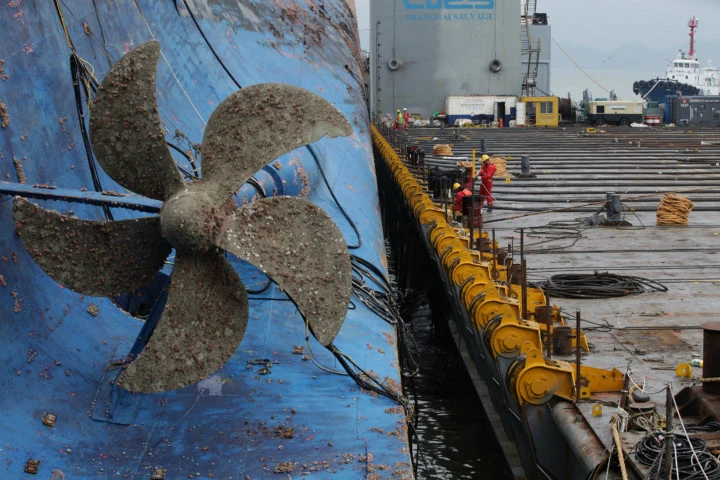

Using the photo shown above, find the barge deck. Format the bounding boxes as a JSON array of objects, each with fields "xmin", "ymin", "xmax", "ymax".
[{"xmin": 373, "ymin": 124, "xmax": 720, "ymax": 479}]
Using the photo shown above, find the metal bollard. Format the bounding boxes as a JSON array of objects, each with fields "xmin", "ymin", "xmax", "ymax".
[
  {"xmin": 515, "ymin": 155, "xmax": 536, "ymax": 178},
  {"xmin": 605, "ymin": 192, "xmax": 622, "ymax": 222},
  {"xmin": 520, "ymin": 155, "xmax": 531, "ymax": 176}
]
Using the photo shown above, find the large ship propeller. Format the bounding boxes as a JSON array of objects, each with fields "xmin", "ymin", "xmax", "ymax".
[{"xmin": 13, "ymin": 41, "xmax": 353, "ymax": 393}]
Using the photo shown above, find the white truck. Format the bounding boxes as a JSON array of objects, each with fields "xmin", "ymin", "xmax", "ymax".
[
  {"xmin": 585, "ymin": 100, "xmax": 643, "ymax": 126},
  {"xmin": 445, "ymin": 95, "xmax": 518, "ymax": 126}
]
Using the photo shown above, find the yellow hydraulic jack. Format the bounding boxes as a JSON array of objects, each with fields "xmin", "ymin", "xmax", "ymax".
[
  {"xmin": 484, "ymin": 314, "xmax": 543, "ymax": 359},
  {"xmin": 415, "ymin": 200, "xmax": 447, "ymax": 225},
  {"xmin": 432, "ymin": 228, "xmax": 469, "ymax": 253},
  {"xmin": 469, "ymin": 286, "xmax": 522, "ymax": 329},
  {"xmin": 508, "ymin": 348, "xmax": 625, "ymax": 405}
]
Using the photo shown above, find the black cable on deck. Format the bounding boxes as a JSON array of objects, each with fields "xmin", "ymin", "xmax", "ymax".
[{"xmin": 531, "ymin": 272, "xmax": 668, "ymax": 299}]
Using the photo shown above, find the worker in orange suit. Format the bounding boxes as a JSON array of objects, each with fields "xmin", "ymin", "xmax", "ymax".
[
  {"xmin": 477, "ymin": 155, "xmax": 496, "ymax": 212},
  {"xmin": 403, "ymin": 108, "xmax": 410, "ymax": 130},
  {"xmin": 452, "ymin": 183, "xmax": 471, "ymax": 219}
]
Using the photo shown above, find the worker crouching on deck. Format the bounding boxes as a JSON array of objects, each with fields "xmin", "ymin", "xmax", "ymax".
[
  {"xmin": 452, "ymin": 183, "xmax": 471, "ymax": 222},
  {"xmin": 477, "ymin": 155, "xmax": 496, "ymax": 212},
  {"xmin": 394, "ymin": 109, "xmax": 404, "ymax": 130}
]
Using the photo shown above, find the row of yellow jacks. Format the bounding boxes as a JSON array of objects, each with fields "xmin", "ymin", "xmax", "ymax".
[{"xmin": 372, "ymin": 125, "xmax": 624, "ymax": 406}]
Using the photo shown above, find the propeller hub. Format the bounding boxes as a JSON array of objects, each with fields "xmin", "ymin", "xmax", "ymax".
[{"xmin": 160, "ymin": 188, "xmax": 225, "ymax": 252}]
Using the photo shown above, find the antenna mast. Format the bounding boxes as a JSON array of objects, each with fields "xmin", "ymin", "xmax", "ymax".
[{"xmin": 688, "ymin": 16, "xmax": 698, "ymax": 58}]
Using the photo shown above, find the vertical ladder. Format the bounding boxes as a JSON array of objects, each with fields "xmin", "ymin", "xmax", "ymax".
[
  {"xmin": 521, "ymin": 0, "xmax": 540, "ymax": 97},
  {"xmin": 375, "ymin": 21, "xmax": 383, "ymax": 114}
]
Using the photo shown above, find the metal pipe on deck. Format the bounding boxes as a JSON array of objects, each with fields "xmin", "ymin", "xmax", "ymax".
[
  {"xmin": 665, "ymin": 385, "xmax": 674, "ymax": 480},
  {"xmin": 702, "ymin": 322, "xmax": 720, "ymax": 394},
  {"xmin": 545, "ymin": 284, "xmax": 552, "ymax": 358},
  {"xmin": 575, "ymin": 310, "xmax": 582, "ymax": 402},
  {"xmin": 520, "ymin": 228, "xmax": 527, "ymax": 319},
  {"xmin": 551, "ymin": 403, "xmax": 607, "ymax": 474}
]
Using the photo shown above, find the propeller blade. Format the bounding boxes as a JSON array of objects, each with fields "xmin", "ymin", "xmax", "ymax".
[
  {"xmin": 199, "ymin": 83, "xmax": 352, "ymax": 204},
  {"xmin": 217, "ymin": 196, "xmax": 351, "ymax": 346},
  {"xmin": 90, "ymin": 40, "xmax": 184, "ymax": 201},
  {"xmin": 118, "ymin": 250, "xmax": 249, "ymax": 392},
  {"xmin": 13, "ymin": 197, "xmax": 171, "ymax": 296}
]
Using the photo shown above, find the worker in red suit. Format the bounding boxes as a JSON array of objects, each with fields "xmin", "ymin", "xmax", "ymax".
[
  {"xmin": 403, "ymin": 108, "xmax": 410, "ymax": 130},
  {"xmin": 477, "ymin": 155, "xmax": 496, "ymax": 212},
  {"xmin": 452, "ymin": 183, "xmax": 472, "ymax": 219}
]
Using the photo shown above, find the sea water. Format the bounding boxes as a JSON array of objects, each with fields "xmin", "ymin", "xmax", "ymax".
[
  {"xmin": 550, "ymin": 67, "xmax": 661, "ymax": 103},
  {"xmin": 401, "ymin": 290, "xmax": 514, "ymax": 479}
]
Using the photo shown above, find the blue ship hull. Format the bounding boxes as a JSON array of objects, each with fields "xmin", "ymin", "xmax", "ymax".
[{"xmin": 0, "ymin": 2, "xmax": 412, "ymax": 478}]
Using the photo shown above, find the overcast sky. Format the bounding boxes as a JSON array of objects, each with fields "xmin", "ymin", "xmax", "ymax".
[{"xmin": 356, "ymin": 0, "xmax": 720, "ymax": 58}]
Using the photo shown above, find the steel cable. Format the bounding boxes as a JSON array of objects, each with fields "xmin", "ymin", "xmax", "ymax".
[
  {"xmin": 635, "ymin": 432, "xmax": 720, "ymax": 479},
  {"xmin": 531, "ymin": 272, "xmax": 668, "ymax": 299}
]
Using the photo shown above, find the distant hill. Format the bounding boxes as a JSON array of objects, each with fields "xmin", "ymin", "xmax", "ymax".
[
  {"xmin": 552, "ymin": 42, "xmax": 667, "ymax": 73},
  {"xmin": 552, "ymin": 39, "xmax": 720, "ymax": 75}
]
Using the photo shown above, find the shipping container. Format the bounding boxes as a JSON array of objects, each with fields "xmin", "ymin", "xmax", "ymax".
[
  {"xmin": 445, "ymin": 95, "xmax": 518, "ymax": 126},
  {"xmin": 670, "ymin": 96, "xmax": 720, "ymax": 126}
]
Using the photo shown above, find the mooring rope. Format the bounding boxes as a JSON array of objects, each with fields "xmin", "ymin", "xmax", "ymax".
[
  {"xmin": 657, "ymin": 193, "xmax": 694, "ymax": 226},
  {"xmin": 432, "ymin": 144, "xmax": 453, "ymax": 156}
]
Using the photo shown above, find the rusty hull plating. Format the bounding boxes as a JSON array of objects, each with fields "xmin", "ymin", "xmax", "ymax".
[{"xmin": 0, "ymin": 1, "xmax": 412, "ymax": 478}]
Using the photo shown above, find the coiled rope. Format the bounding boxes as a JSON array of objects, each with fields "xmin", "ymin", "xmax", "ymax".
[
  {"xmin": 489, "ymin": 156, "xmax": 511, "ymax": 179},
  {"xmin": 432, "ymin": 144, "xmax": 453, "ymax": 156},
  {"xmin": 531, "ymin": 272, "xmax": 668, "ymax": 299},
  {"xmin": 657, "ymin": 193, "xmax": 694, "ymax": 226}
]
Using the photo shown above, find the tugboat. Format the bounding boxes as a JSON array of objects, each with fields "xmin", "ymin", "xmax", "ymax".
[{"xmin": 633, "ymin": 16, "xmax": 719, "ymax": 102}]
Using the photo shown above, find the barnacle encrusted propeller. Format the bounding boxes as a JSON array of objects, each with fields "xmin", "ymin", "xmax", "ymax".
[{"xmin": 12, "ymin": 41, "xmax": 353, "ymax": 393}]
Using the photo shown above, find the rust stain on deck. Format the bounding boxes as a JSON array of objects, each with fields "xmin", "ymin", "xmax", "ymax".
[{"xmin": 616, "ymin": 329, "xmax": 692, "ymax": 353}]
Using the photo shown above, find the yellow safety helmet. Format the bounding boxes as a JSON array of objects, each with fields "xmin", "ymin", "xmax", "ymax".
[
  {"xmin": 452, "ymin": 183, "xmax": 461, "ymax": 191},
  {"xmin": 481, "ymin": 154, "xmax": 490, "ymax": 161}
]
